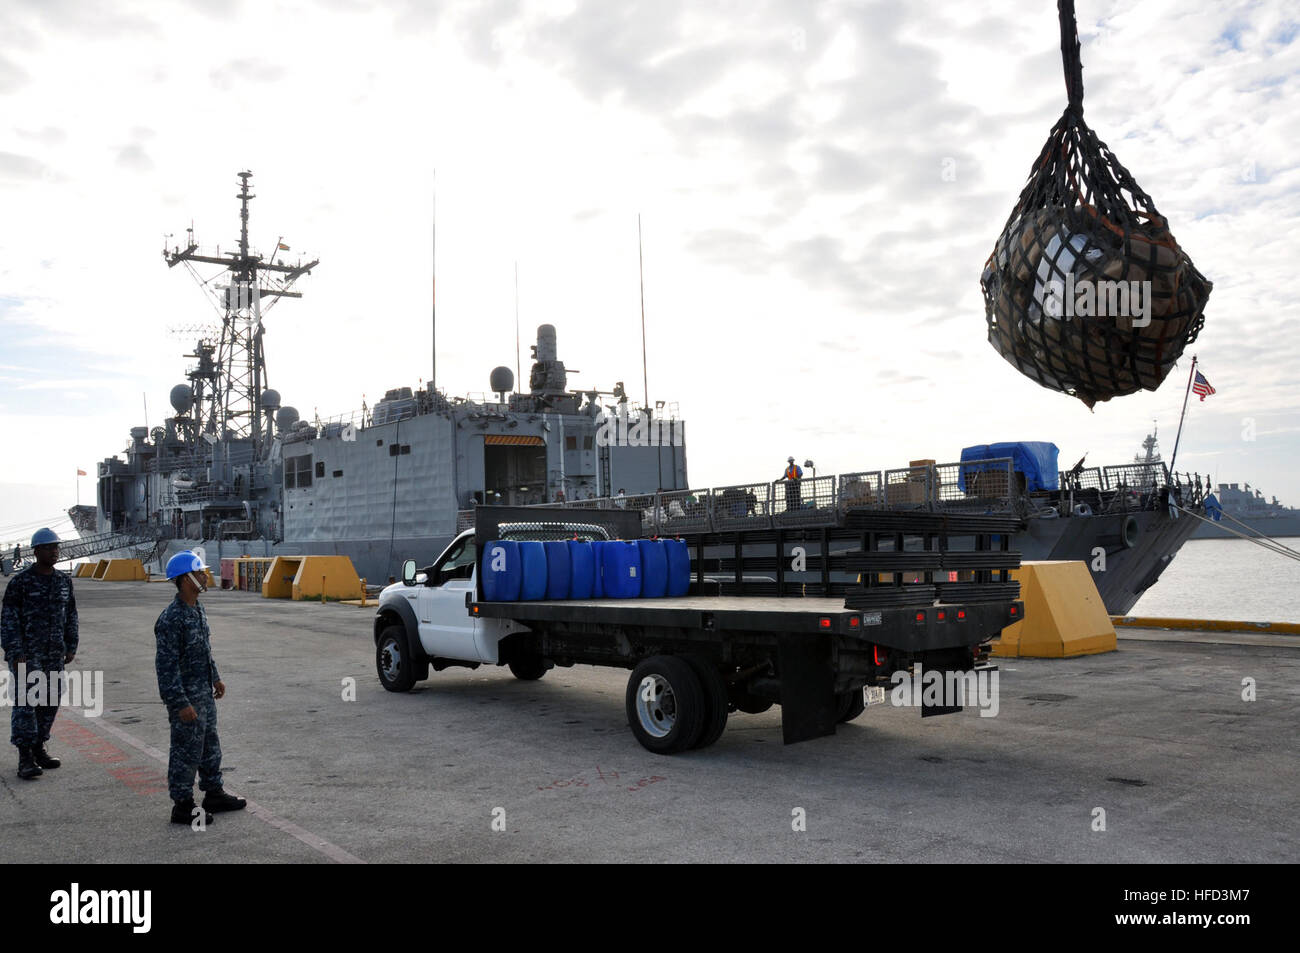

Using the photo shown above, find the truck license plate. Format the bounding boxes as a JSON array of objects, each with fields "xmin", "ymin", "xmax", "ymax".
[{"xmin": 863, "ymin": 686, "xmax": 886, "ymax": 707}]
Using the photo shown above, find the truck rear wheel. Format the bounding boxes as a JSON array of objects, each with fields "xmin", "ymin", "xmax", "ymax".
[
  {"xmin": 682, "ymin": 655, "xmax": 729, "ymax": 749},
  {"xmin": 626, "ymin": 656, "xmax": 706, "ymax": 754},
  {"xmin": 836, "ymin": 689, "xmax": 866, "ymax": 723},
  {"xmin": 377, "ymin": 625, "xmax": 417, "ymax": 693}
]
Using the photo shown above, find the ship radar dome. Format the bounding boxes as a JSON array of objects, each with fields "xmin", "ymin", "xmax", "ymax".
[
  {"xmin": 489, "ymin": 366, "xmax": 514, "ymax": 395},
  {"xmin": 261, "ymin": 389, "xmax": 282, "ymax": 411},
  {"xmin": 276, "ymin": 406, "xmax": 300, "ymax": 431},
  {"xmin": 169, "ymin": 384, "xmax": 193, "ymax": 414}
]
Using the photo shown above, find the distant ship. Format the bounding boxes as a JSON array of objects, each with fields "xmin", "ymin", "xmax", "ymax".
[
  {"xmin": 1128, "ymin": 425, "xmax": 1300, "ymax": 540},
  {"xmin": 1194, "ymin": 483, "xmax": 1300, "ymax": 539}
]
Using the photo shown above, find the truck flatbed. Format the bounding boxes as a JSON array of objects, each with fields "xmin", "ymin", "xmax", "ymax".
[{"xmin": 471, "ymin": 594, "xmax": 1018, "ymax": 648}]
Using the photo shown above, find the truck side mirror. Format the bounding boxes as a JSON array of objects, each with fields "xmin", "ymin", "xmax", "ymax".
[{"xmin": 401, "ymin": 559, "xmax": 417, "ymax": 586}]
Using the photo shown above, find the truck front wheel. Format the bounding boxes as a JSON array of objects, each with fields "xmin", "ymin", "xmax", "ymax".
[
  {"xmin": 626, "ymin": 656, "xmax": 706, "ymax": 754},
  {"xmin": 377, "ymin": 625, "xmax": 417, "ymax": 692},
  {"xmin": 508, "ymin": 655, "xmax": 549, "ymax": 681}
]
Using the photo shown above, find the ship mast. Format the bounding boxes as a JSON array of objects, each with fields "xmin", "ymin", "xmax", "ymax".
[{"xmin": 163, "ymin": 171, "xmax": 319, "ymax": 459}]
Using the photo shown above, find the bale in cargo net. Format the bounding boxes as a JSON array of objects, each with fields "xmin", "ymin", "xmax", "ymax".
[{"xmin": 980, "ymin": 0, "xmax": 1211, "ymax": 409}]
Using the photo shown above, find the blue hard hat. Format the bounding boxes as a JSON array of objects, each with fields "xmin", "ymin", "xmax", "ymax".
[
  {"xmin": 165, "ymin": 551, "xmax": 209, "ymax": 579},
  {"xmin": 31, "ymin": 528, "xmax": 60, "ymax": 546}
]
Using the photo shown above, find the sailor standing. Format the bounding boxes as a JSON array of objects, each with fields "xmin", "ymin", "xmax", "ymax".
[
  {"xmin": 155, "ymin": 551, "xmax": 245, "ymax": 825},
  {"xmin": 1, "ymin": 528, "xmax": 77, "ymax": 780}
]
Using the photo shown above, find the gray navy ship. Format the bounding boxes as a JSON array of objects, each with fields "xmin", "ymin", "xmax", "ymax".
[
  {"xmin": 75, "ymin": 172, "xmax": 1210, "ymax": 613},
  {"xmin": 1194, "ymin": 483, "xmax": 1300, "ymax": 539}
]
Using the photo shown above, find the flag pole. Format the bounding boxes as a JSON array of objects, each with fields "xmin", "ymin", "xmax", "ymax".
[{"xmin": 1168, "ymin": 354, "xmax": 1197, "ymax": 476}]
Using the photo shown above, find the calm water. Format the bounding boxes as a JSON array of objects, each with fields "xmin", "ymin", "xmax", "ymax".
[{"xmin": 1130, "ymin": 537, "xmax": 1300, "ymax": 623}]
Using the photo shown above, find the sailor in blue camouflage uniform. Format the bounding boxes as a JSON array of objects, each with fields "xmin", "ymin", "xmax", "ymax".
[
  {"xmin": 155, "ymin": 551, "xmax": 245, "ymax": 825},
  {"xmin": 1, "ymin": 528, "xmax": 77, "ymax": 780}
]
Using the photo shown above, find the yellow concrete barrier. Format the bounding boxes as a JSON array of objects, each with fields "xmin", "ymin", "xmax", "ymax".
[
  {"xmin": 100, "ymin": 559, "xmax": 148, "ymax": 581},
  {"xmin": 1112, "ymin": 616, "xmax": 1300, "ymax": 635},
  {"xmin": 91, "ymin": 560, "xmax": 111, "ymax": 579},
  {"xmin": 261, "ymin": 555, "xmax": 362, "ymax": 601},
  {"xmin": 74, "ymin": 563, "xmax": 97, "ymax": 578},
  {"xmin": 993, "ymin": 560, "xmax": 1116, "ymax": 658}
]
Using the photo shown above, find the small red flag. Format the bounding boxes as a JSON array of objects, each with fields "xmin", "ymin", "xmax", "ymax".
[{"xmin": 77, "ymin": 468, "xmax": 87, "ymax": 476}]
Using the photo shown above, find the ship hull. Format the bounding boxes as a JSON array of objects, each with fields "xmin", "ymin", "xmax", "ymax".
[
  {"xmin": 1015, "ymin": 508, "xmax": 1202, "ymax": 615},
  {"xmin": 119, "ymin": 507, "xmax": 1195, "ymax": 615}
]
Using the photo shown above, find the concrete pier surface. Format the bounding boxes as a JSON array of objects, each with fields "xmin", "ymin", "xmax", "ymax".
[{"xmin": 2, "ymin": 579, "xmax": 1296, "ymax": 863}]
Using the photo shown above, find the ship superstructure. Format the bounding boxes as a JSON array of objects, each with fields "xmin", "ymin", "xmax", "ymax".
[{"xmin": 92, "ymin": 173, "xmax": 689, "ymax": 581}]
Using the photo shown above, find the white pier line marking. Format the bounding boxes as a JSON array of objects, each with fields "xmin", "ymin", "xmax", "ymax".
[{"xmin": 92, "ymin": 716, "xmax": 366, "ymax": 865}]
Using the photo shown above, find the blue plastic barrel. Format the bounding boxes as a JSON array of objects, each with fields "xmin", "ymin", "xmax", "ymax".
[
  {"xmin": 568, "ymin": 540, "xmax": 596, "ymax": 600},
  {"xmin": 518, "ymin": 541, "xmax": 548, "ymax": 600},
  {"xmin": 544, "ymin": 541, "xmax": 570, "ymax": 600},
  {"xmin": 591, "ymin": 540, "xmax": 607, "ymax": 598},
  {"xmin": 637, "ymin": 539, "xmax": 668, "ymax": 598},
  {"xmin": 481, "ymin": 539, "xmax": 521, "ymax": 601},
  {"xmin": 603, "ymin": 540, "xmax": 642, "ymax": 598},
  {"xmin": 665, "ymin": 538, "xmax": 690, "ymax": 597}
]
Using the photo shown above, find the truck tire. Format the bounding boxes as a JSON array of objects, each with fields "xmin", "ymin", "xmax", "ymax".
[
  {"xmin": 682, "ymin": 655, "xmax": 729, "ymax": 749},
  {"xmin": 626, "ymin": 656, "xmax": 706, "ymax": 754},
  {"xmin": 836, "ymin": 689, "xmax": 866, "ymax": 724},
  {"xmin": 508, "ymin": 655, "xmax": 549, "ymax": 681},
  {"xmin": 376, "ymin": 624, "xmax": 417, "ymax": 693}
]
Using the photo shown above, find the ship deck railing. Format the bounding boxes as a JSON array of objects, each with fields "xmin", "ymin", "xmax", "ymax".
[{"xmin": 456, "ymin": 457, "xmax": 1036, "ymax": 535}]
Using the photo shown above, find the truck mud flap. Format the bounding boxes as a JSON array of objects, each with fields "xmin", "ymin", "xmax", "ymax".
[{"xmin": 776, "ymin": 635, "xmax": 838, "ymax": 744}]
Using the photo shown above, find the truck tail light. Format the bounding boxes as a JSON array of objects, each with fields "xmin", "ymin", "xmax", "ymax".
[
  {"xmin": 849, "ymin": 616, "xmax": 860, "ymax": 628},
  {"xmin": 937, "ymin": 610, "xmax": 946, "ymax": 622},
  {"xmin": 957, "ymin": 609, "xmax": 966, "ymax": 621},
  {"xmin": 819, "ymin": 617, "xmax": 831, "ymax": 629},
  {"xmin": 914, "ymin": 611, "xmax": 925, "ymax": 623}
]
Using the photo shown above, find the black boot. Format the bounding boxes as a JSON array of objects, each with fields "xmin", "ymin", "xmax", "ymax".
[
  {"xmin": 171, "ymin": 798, "xmax": 214, "ymax": 825},
  {"xmin": 17, "ymin": 746, "xmax": 42, "ymax": 780},
  {"xmin": 32, "ymin": 743, "xmax": 60, "ymax": 769},
  {"xmin": 201, "ymin": 788, "xmax": 247, "ymax": 812}
]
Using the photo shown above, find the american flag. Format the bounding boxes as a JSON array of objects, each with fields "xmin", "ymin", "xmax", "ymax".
[{"xmin": 1192, "ymin": 370, "xmax": 1216, "ymax": 401}]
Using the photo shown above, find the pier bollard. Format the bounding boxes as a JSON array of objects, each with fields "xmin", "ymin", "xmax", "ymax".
[
  {"xmin": 321, "ymin": 575, "xmax": 327, "ymax": 604},
  {"xmin": 360, "ymin": 578, "xmax": 367, "ymax": 607}
]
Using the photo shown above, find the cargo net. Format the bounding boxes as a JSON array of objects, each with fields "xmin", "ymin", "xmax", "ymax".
[{"xmin": 980, "ymin": 0, "xmax": 1211, "ymax": 409}]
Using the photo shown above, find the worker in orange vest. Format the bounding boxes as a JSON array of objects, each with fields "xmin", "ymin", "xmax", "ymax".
[{"xmin": 779, "ymin": 456, "xmax": 803, "ymax": 510}]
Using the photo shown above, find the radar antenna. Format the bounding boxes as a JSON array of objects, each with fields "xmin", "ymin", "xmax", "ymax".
[{"xmin": 162, "ymin": 171, "xmax": 319, "ymax": 457}]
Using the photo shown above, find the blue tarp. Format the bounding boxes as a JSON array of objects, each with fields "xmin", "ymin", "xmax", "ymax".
[{"xmin": 959, "ymin": 441, "xmax": 1060, "ymax": 492}]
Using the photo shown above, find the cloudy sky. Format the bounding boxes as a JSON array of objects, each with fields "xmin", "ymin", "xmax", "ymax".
[{"xmin": 1, "ymin": 0, "xmax": 1297, "ymax": 543}]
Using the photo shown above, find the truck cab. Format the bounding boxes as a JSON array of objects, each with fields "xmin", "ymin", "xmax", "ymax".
[{"xmin": 373, "ymin": 521, "xmax": 610, "ymax": 690}]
